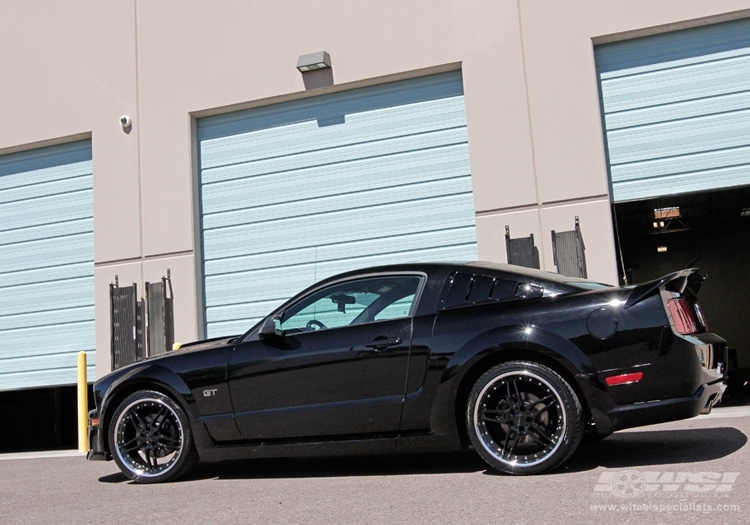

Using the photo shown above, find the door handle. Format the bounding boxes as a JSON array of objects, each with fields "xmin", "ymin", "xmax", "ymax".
[{"xmin": 364, "ymin": 336, "xmax": 402, "ymax": 352}]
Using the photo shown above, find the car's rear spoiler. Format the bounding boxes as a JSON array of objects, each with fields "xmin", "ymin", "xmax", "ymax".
[{"xmin": 624, "ymin": 268, "xmax": 705, "ymax": 309}]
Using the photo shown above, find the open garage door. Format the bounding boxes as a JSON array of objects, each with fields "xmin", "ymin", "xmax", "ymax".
[
  {"xmin": 197, "ymin": 71, "xmax": 478, "ymax": 337},
  {"xmin": 596, "ymin": 20, "xmax": 750, "ymax": 400},
  {"xmin": 0, "ymin": 141, "xmax": 95, "ymax": 391},
  {"xmin": 596, "ymin": 18, "xmax": 750, "ymax": 203}
]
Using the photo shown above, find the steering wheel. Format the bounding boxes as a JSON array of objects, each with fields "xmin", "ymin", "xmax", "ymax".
[{"xmin": 306, "ymin": 319, "xmax": 327, "ymax": 331}]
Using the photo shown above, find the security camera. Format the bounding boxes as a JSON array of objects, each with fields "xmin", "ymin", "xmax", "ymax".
[{"xmin": 119, "ymin": 115, "xmax": 132, "ymax": 128}]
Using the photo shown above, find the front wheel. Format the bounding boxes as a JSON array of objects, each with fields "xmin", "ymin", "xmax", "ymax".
[
  {"xmin": 467, "ymin": 361, "xmax": 583, "ymax": 475},
  {"xmin": 108, "ymin": 390, "xmax": 196, "ymax": 483}
]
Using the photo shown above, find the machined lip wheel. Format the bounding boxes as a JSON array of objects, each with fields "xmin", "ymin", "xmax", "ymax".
[
  {"xmin": 474, "ymin": 370, "xmax": 565, "ymax": 467},
  {"xmin": 468, "ymin": 361, "xmax": 583, "ymax": 474},
  {"xmin": 113, "ymin": 395, "xmax": 185, "ymax": 480}
]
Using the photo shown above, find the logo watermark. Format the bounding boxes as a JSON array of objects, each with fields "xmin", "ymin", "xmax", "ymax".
[
  {"xmin": 593, "ymin": 470, "xmax": 740, "ymax": 498},
  {"xmin": 590, "ymin": 470, "xmax": 742, "ymax": 514},
  {"xmin": 590, "ymin": 501, "xmax": 740, "ymax": 513}
]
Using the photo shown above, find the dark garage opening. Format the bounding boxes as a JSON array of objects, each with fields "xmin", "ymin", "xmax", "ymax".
[
  {"xmin": 612, "ymin": 186, "xmax": 750, "ymax": 405},
  {"xmin": 0, "ymin": 385, "xmax": 93, "ymax": 453}
]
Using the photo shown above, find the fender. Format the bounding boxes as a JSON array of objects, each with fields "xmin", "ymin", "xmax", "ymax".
[
  {"xmin": 428, "ymin": 324, "xmax": 602, "ymax": 436},
  {"xmin": 101, "ymin": 364, "xmax": 193, "ymax": 416},
  {"xmin": 444, "ymin": 323, "xmax": 598, "ymax": 382},
  {"xmin": 96, "ymin": 362, "xmax": 217, "ymax": 454}
]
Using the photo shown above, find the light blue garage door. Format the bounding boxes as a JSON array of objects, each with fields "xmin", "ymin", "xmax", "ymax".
[
  {"xmin": 596, "ymin": 18, "xmax": 750, "ymax": 202},
  {"xmin": 0, "ymin": 141, "xmax": 95, "ymax": 391},
  {"xmin": 198, "ymin": 71, "xmax": 478, "ymax": 337}
]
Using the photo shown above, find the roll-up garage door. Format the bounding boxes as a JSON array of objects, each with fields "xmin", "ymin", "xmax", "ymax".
[
  {"xmin": 198, "ymin": 71, "xmax": 477, "ymax": 337},
  {"xmin": 596, "ymin": 18, "xmax": 750, "ymax": 202},
  {"xmin": 0, "ymin": 140, "xmax": 95, "ymax": 391}
]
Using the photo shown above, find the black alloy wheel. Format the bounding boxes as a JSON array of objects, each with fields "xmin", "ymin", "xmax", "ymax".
[
  {"xmin": 467, "ymin": 361, "xmax": 583, "ymax": 475},
  {"xmin": 109, "ymin": 391, "xmax": 196, "ymax": 483}
]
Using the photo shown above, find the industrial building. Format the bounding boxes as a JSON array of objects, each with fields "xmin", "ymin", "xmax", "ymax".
[{"xmin": 1, "ymin": 0, "xmax": 749, "ymax": 450}]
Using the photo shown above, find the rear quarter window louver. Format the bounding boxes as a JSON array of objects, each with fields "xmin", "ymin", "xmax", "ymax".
[{"xmin": 441, "ymin": 272, "xmax": 522, "ymax": 310}]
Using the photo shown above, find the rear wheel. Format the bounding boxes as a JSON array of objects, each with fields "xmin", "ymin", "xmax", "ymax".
[
  {"xmin": 467, "ymin": 361, "xmax": 583, "ymax": 475},
  {"xmin": 108, "ymin": 391, "xmax": 196, "ymax": 483}
]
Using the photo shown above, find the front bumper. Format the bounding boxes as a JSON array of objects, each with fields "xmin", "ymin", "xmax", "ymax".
[
  {"xmin": 86, "ymin": 449, "xmax": 107, "ymax": 461},
  {"xmin": 86, "ymin": 409, "xmax": 110, "ymax": 462}
]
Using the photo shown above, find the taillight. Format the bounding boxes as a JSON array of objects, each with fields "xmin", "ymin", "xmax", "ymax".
[{"xmin": 667, "ymin": 298, "xmax": 700, "ymax": 334}]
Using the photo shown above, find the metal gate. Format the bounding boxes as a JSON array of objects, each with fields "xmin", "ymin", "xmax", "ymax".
[
  {"xmin": 505, "ymin": 226, "xmax": 540, "ymax": 269},
  {"xmin": 109, "ymin": 277, "xmax": 142, "ymax": 370},
  {"xmin": 551, "ymin": 217, "xmax": 587, "ymax": 278},
  {"xmin": 145, "ymin": 270, "xmax": 174, "ymax": 357},
  {"xmin": 110, "ymin": 270, "xmax": 174, "ymax": 369}
]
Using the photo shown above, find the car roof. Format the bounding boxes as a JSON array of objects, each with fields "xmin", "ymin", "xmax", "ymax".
[
  {"xmin": 325, "ymin": 261, "xmax": 611, "ymax": 289},
  {"xmin": 466, "ymin": 261, "xmax": 612, "ymax": 287}
]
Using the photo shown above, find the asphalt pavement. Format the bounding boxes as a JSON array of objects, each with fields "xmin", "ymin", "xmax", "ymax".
[{"xmin": 1, "ymin": 406, "xmax": 748, "ymax": 524}]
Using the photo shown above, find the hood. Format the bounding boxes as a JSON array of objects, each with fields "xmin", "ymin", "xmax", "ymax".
[{"xmin": 169, "ymin": 334, "xmax": 239, "ymax": 354}]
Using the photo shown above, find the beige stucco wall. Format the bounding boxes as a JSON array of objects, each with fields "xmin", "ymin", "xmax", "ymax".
[{"xmin": 1, "ymin": 0, "xmax": 749, "ymax": 378}]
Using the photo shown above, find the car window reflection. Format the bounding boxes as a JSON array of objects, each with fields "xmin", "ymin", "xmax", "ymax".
[{"xmin": 280, "ymin": 276, "xmax": 422, "ymax": 332}]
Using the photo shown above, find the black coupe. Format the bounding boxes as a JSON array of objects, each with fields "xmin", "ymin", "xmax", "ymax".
[{"xmin": 87, "ymin": 262, "xmax": 727, "ymax": 482}]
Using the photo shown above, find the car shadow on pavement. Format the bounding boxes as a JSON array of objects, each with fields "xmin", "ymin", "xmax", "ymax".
[
  {"xmin": 98, "ymin": 451, "xmax": 487, "ymax": 483},
  {"xmin": 184, "ymin": 451, "xmax": 487, "ymax": 481},
  {"xmin": 98, "ymin": 427, "xmax": 746, "ymax": 483},
  {"xmin": 556, "ymin": 426, "xmax": 747, "ymax": 474}
]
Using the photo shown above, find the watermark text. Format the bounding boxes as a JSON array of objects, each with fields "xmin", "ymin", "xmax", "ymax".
[{"xmin": 593, "ymin": 470, "xmax": 740, "ymax": 498}]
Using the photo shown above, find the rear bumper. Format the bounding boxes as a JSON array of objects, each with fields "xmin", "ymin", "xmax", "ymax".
[
  {"xmin": 582, "ymin": 329, "xmax": 728, "ymax": 435},
  {"xmin": 605, "ymin": 377, "xmax": 726, "ymax": 432}
]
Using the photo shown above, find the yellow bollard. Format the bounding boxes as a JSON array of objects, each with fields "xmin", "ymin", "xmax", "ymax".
[{"xmin": 77, "ymin": 351, "xmax": 89, "ymax": 453}]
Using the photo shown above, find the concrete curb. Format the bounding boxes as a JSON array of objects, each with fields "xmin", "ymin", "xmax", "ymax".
[{"xmin": 0, "ymin": 449, "xmax": 84, "ymax": 461}]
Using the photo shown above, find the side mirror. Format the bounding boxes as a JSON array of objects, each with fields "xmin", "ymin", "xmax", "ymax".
[{"xmin": 258, "ymin": 315, "xmax": 282, "ymax": 340}]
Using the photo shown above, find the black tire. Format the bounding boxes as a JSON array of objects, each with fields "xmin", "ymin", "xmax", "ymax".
[
  {"xmin": 466, "ymin": 361, "xmax": 583, "ymax": 475},
  {"xmin": 108, "ymin": 390, "xmax": 196, "ymax": 483}
]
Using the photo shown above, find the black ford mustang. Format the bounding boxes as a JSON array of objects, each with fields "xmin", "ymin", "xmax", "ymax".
[{"xmin": 87, "ymin": 262, "xmax": 727, "ymax": 483}]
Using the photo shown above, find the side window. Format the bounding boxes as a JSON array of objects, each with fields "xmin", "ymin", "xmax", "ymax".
[
  {"xmin": 282, "ymin": 292, "xmax": 374, "ymax": 331},
  {"xmin": 281, "ymin": 275, "xmax": 422, "ymax": 332},
  {"xmin": 374, "ymin": 294, "xmax": 415, "ymax": 321}
]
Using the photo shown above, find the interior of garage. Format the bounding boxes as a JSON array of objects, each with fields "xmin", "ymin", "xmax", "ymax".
[
  {"xmin": 612, "ymin": 185, "xmax": 750, "ymax": 405},
  {"xmin": 0, "ymin": 386, "xmax": 92, "ymax": 452}
]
